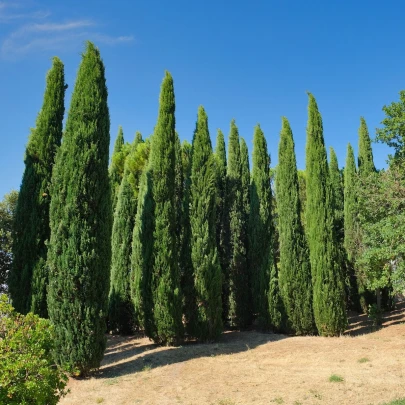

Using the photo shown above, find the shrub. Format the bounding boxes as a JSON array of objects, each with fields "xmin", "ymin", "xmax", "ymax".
[{"xmin": 0, "ymin": 294, "xmax": 68, "ymax": 405}]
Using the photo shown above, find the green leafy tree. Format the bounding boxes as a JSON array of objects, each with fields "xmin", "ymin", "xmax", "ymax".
[
  {"xmin": 0, "ymin": 295, "xmax": 68, "ymax": 405},
  {"xmin": 0, "ymin": 191, "xmax": 18, "ymax": 294},
  {"xmin": 305, "ymin": 93, "xmax": 347, "ymax": 336},
  {"xmin": 150, "ymin": 71, "xmax": 183, "ymax": 344},
  {"xmin": 277, "ymin": 118, "xmax": 314, "ymax": 334},
  {"xmin": 215, "ymin": 130, "xmax": 230, "ymax": 321},
  {"xmin": 376, "ymin": 90, "xmax": 405, "ymax": 165},
  {"xmin": 248, "ymin": 125, "xmax": 272, "ymax": 326},
  {"xmin": 10, "ymin": 58, "xmax": 65, "ymax": 317},
  {"xmin": 47, "ymin": 42, "xmax": 111, "ymax": 376},
  {"xmin": 189, "ymin": 106, "xmax": 222, "ymax": 340},
  {"xmin": 357, "ymin": 168, "xmax": 405, "ymax": 310},
  {"xmin": 227, "ymin": 120, "xmax": 250, "ymax": 327}
]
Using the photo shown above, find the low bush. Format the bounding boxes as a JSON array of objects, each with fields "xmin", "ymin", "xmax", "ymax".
[{"xmin": 0, "ymin": 294, "xmax": 68, "ymax": 405}]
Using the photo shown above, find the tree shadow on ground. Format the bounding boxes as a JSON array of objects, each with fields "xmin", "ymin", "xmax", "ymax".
[
  {"xmin": 96, "ymin": 330, "xmax": 287, "ymax": 380},
  {"xmin": 344, "ymin": 299, "xmax": 405, "ymax": 336}
]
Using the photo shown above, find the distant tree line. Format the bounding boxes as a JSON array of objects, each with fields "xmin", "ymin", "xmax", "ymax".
[{"xmin": 4, "ymin": 41, "xmax": 405, "ymax": 376}]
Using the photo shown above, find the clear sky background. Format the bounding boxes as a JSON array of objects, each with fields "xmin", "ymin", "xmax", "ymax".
[{"xmin": 0, "ymin": 0, "xmax": 403, "ymax": 198}]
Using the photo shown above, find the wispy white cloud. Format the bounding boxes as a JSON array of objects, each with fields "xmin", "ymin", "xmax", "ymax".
[
  {"xmin": 0, "ymin": 2, "xmax": 50, "ymax": 22},
  {"xmin": 0, "ymin": 3, "xmax": 134, "ymax": 59}
]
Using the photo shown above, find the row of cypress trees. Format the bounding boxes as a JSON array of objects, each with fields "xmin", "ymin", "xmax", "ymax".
[{"xmin": 9, "ymin": 42, "xmax": 377, "ymax": 374}]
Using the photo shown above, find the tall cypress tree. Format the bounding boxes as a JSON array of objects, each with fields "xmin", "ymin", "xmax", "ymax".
[
  {"xmin": 47, "ymin": 42, "xmax": 111, "ymax": 375},
  {"xmin": 179, "ymin": 140, "xmax": 196, "ymax": 336},
  {"xmin": 305, "ymin": 93, "xmax": 347, "ymax": 336},
  {"xmin": 131, "ymin": 167, "xmax": 155, "ymax": 335},
  {"xmin": 358, "ymin": 117, "xmax": 376, "ymax": 176},
  {"xmin": 108, "ymin": 134, "xmax": 142, "ymax": 334},
  {"xmin": 329, "ymin": 147, "xmax": 344, "ymax": 245},
  {"xmin": 344, "ymin": 143, "xmax": 364, "ymax": 311},
  {"xmin": 356, "ymin": 117, "xmax": 379, "ymax": 310},
  {"xmin": 248, "ymin": 125, "xmax": 272, "ymax": 326},
  {"xmin": 150, "ymin": 71, "xmax": 183, "ymax": 344},
  {"xmin": 214, "ymin": 130, "xmax": 230, "ymax": 322},
  {"xmin": 10, "ymin": 57, "xmax": 65, "ymax": 317},
  {"xmin": 110, "ymin": 126, "xmax": 126, "ymax": 213},
  {"xmin": 277, "ymin": 118, "xmax": 314, "ymax": 334},
  {"xmin": 227, "ymin": 120, "xmax": 250, "ymax": 327},
  {"xmin": 189, "ymin": 106, "xmax": 222, "ymax": 340}
]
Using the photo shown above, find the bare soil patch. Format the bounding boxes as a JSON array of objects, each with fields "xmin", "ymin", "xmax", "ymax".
[{"xmin": 60, "ymin": 300, "xmax": 405, "ymax": 405}]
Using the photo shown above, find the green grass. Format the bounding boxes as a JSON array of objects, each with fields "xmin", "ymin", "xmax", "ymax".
[
  {"xmin": 358, "ymin": 357, "xmax": 370, "ymax": 363},
  {"xmin": 381, "ymin": 400, "xmax": 405, "ymax": 405},
  {"xmin": 96, "ymin": 398, "xmax": 104, "ymax": 404},
  {"xmin": 328, "ymin": 374, "xmax": 344, "ymax": 383},
  {"xmin": 271, "ymin": 398, "xmax": 284, "ymax": 404}
]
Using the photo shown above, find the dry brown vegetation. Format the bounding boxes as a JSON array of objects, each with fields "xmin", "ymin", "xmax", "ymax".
[{"xmin": 60, "ymin": 301, "xmax": 405, "ymax": 405}]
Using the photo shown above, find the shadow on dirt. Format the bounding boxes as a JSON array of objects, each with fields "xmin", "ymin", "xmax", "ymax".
[{"xmin": 97, "ymin": 330, "xmax": 286, "ymax": 379}]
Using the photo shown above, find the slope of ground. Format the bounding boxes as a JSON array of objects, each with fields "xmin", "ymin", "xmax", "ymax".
[{"xmin": 60, "ymin": 300, "xmax": 405, "ymax": 405}]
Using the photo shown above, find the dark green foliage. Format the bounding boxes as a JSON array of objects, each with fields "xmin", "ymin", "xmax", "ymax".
[
  {"xmin": 109, "ymin": 134, "xmax": 147, "ymax": 335},
  {"xmin": 108, "ymin": 165, "xmax": 136, "ymax": 334},
  {"xmin": 276, "ymin": 118, "xmax": 314, "ymax": 335},
  {"xmin": 240, "ymin": 138, "xmax": 251, "ymax": 219},
  {"xmin": 248, "ymin": 125, "xmax": 272, "ymax": 326},
  {"xmin": 110, "ymin": 126, "xmax": 126, "ymax": 213},
  {"xmin": 227, "ymin": 120, "xmax": 250, "ymax": 327},
  {"xmin": 214, "ymin": 130, "xmax": 230, "ymax": 322},
  {"xmin": 150, "ymin": 71, "xmax": 183, "ymax": 344},
  {"xmin": 305, "ymin": 93, "xmax": 347, "ymax": 336},
  {"xmin": 344, "ymin": 143, "xmax": 365, "ymax": 311},
  {"xmin": 131, "ymin": 168, "xmax": 155, "ymax": 335},
  {"xmin": 47, "ymin": 42, "xmax": 111, "ymax": 375},
  {"xmin": 329, "ymin": 148, "xmax": 344, "ymax": 244},
  {"xmin": 189, "ymin": 106, "xmax": 222, "ymax": 341},
  {"xmin": 297, "ymin": 170, "xmax": 307, "ymax": 229},
  {"xmin": 0, "ymin": 191, "xmax": 18, "ymax": 294},
  {"xmin": 268, "ymin": 264, "xmax": 286, "ymax": 333},
  {"xmin": 10, "ymin": 57, "xmax": 65, "ymax": 317},
  {"xmin": 358, "ymin": 117, "xmax": 376, "ymax": 176},
  {"xmin": 344, "ymin": 145, "xmax": 358, "ymax": 262},
  {"xmin": 179, "ymin": 140, "xmax": 196, "ymax": 336}
]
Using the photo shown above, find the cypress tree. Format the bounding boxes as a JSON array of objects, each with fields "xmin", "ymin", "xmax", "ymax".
[
  {"xmin": 358, "ymin": 117, "xmax": 376, "ymax": 176},
  {"xmin": 110, "ymin": 126, "xmax": 126, "ymax": 213},
  {"xmin": 329, "ymin": 147, "xmax": 344, "ymax": 244},
  {"xmin": 227, "ymin": 120, "xmax": 250, "ymax": 327},
  {"xmin": 108, "ymin": 133, "xmax": 146, "ymax": 334},
  {"xmin": 47, "ymin": 42, "xmax": 111, "ymax": 375},
  {"xmin": 344, "ymin": 145, "xmax": 358, "ymax": 265},
  {"xmin": 150, "ymin": 71, "xmax": 183, "ymax": 344},
  {"xmin": 248, "ymin": 125, "xmax": 272, "ymax": 326},
  {"xmin": 131, "ymin": 167, "xmax": 155, "ymax": 335},
  {"xmin": 240, "ymin": 138, "xmax": 251, "ymax": 219},
  {"xmin": 305, "ymin": 93, "xmax": 347, "ymax": 336},
  {"xmin": 277, "ymin": 117, "xmax": 314, "ymax": 334},
  {"xmin": 189, "ymin": 106, "xmax": 222, "ymax": 340},
  {"xmin": 10, "ymin": 57, "xmax": 65, "ymax": 317},
  {"xmin": 214, "ymin": 130, "xmax": 230, "ymax": 322},
  {"xmin": 357, "ymin": 117, "xmax": 379, "ymax": 310},
  {"xmin": 179, "ymin": 140, "xmax": 196, "ymax": 336}
]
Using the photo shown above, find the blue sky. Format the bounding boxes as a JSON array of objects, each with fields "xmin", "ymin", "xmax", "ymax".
[{"xmin": 0, "ymin": 0, "xmax": 403, "ymax": 198}]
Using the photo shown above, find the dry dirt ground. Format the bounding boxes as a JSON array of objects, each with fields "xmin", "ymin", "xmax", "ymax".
[{"xmin": 60, "ymin": 301, "xmax": 405, "ymax": 405}]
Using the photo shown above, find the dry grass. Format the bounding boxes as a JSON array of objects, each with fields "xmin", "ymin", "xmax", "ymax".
[{"xmin": 60, "ymin": 300, "xmax": 405, "ymax": 405}]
